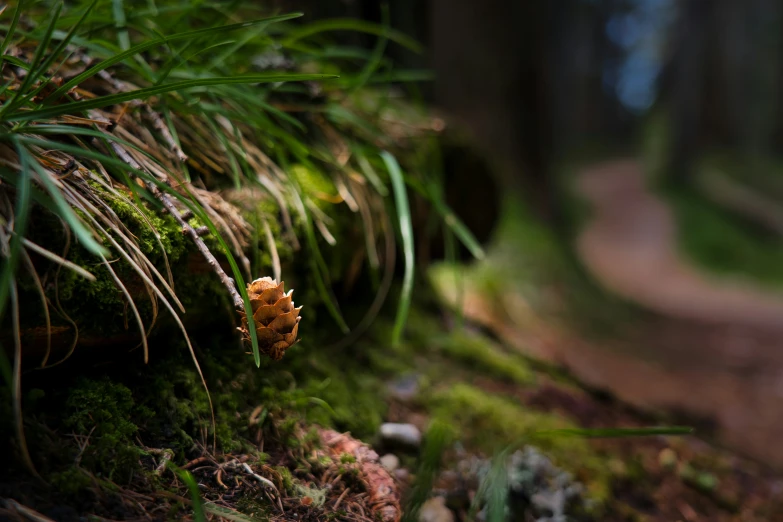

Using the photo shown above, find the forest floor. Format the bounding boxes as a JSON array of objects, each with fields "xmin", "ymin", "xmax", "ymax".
[{"xmin": 575, "ymin": 158, "xmax": 783, "ymax": 328}]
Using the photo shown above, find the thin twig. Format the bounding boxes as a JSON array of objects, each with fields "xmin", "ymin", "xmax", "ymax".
[
  {"xmin": 102, "ymin": 138, "xmax": 244, "ymax": 310},
  {"xmin": 334, "ymin": 487, "xmax": 350, "ymax": 511},
  {"xmin": 142, "ymin": 105, "xmax": 188, "ymax": 162},
  {"xmin": 182, "ymin": 456, "xmax": 211, "ymax": 470},
  {"xmin": 240, "ymin": 462, "xmax": 279, "ymax": 492}
]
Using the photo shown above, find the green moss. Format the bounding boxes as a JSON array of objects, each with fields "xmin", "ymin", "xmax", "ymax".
[
  {"xmin": 274, "ymin": 466, "xmax": 295, "ymax": 492},
  {"xmin": 289, "ymin": 164, "xmax": 339, "ymax": 212},
  {"xmin": 49, "ymin": 467, "xmax": 94, "ymax": 498},
  {"xmin": 64, "ymin": 378, "xmax": 153, "ymax": 480},
  {"xmin": 339, "ymin": 453, "xmax": 356, "ymax": 464},
  {"xmin": 17, "ymin": 180, "xmax": 199, "ymax": 336},
  {"xmin": 427, "ymin": 383, "xmax": 612, "ymax": 502},
  {"xmin": 435, "ymin": 330, "xmax": 536, "ymax": 386}
]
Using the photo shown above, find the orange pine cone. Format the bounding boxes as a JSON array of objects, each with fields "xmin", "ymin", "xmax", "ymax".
[{"xmin": 238, "ymin": 277, "xmax": 302, "ymax": 360}]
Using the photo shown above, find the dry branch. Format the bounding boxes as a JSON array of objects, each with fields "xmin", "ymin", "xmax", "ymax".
[{"xmin": 103, "ymin": 138, "xmax": 245, "ymax": 310}]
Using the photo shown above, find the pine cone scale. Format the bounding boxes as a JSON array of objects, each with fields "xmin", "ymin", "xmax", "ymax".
[
  {"xmin": 267, "ymin": 308, "xmax": 301, "ymax": 332},
  {"xmin": 253, "ymin": 304, "xmax": 286, "ymax": 325}
]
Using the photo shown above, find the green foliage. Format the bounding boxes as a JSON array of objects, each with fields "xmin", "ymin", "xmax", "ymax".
[
  {"xmin": 64, "ymin": 378, "xmax": 153, "ymax": 478},
  {"xmin": 403, "ymin": 420, "xmax": 454, "ymax": 522},
  {"xmin": 170, "ymin": 465, "xmax": 207, "ymax": 522},
  {"xmin": 430, "ymin": 191, "xmax": 649, "ymax": 342},
  {"xmin": 382, "ymin": 151, "xmax": 415, "ymax": 346},
  {"xmin": 665, "ymin": 174, "xmax": 783, "ymax": 288},
  {"xmin": 435, "ymin": 330, "xmax": 536, "ymax": 386},
  {"xmin": 427, "ymin": 383, "xmax": 612, "ymax": 501},
  {"xmin": 49, "ymin": 467, "xmax": 94, "ymax": 498}
]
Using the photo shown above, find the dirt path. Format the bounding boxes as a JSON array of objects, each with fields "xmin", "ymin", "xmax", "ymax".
[
  {"xmin": 564, "ymin": 160, "xmax": 783, "ymax": 467},
  {"xmin": 433, "ymin": 159, "xmax": 783, "ymax": 468},
  {"xmin": 575, "ymin": 159, "xmax": 783, "ymax": 329}
]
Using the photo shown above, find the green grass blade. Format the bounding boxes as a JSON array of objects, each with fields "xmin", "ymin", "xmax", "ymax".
[
  {"xmin": 171, "ymin": 466, "xmax": 206, "ymax": 522},
  {"xmin": 381, "ymin": 151, "xmax": 414, "ymax": 346},
  {"xmin": 47, "ymin": 13, "xmax": 305, "ymax": 101},
  {"xmin": 203, "ymin": 504, "xmax": 257, "ymax": 522},
  {"xmin": 355, "ymin": 150, "xmax": 388, "ymax": 196},
  {"xmin": 296, "ymin": 194, "xmax": 350, "ymax": 334},
  {"xmin": 432, "ymin": 199, "xmax": 485, "ymax": 260},
  {"xmin": 4, "ymin": 125, "xmax": 140, "ymax": 148},
  {"xmin": 204, "ymin": 25, "xmax": 267, "ymax": 73},
  {"xmin": 5, "ymin": 0, "xmax": 100, "ymax": 115},
  {"xmin": 0, "ymin": 148, "xmax": 33, "ymax": 324},
  {"xmin": 402, "ymin": 420, "xmax": 453, "ymax": 522},
  {"xmin": 31, "ymin": 0, "xmax": 98, "ymax": 86},
  {"xmin": 0, "ymin": 0, "xmax": 25, "ymax": 58},
  {"xmin": 349, "ymin": 4, "xmax": 389, "ymax": 93},
  {"xmin": 155, "ymin": 40, "xmax": 234, "ymax": 85},
  {"xmin": 1, "ymin": 56, "xmax": 30, "ymax": 70},
  {"xmin": 472, "ymin": 448, "xmax": 512, "ymax": 522},
  {"xmin": 13, "ymin": 144, "xmax": 107, "ymax": 257},
  {"xmin": 6, "ymin": 2, "xmax": 62, "ymax": 112},
  {"xmin": 281, "ymin": 18, "xmax": 422, "ymax": 53},
  {"xmin": 111, "ymin": 0, "xmax": 130, "ymax": 50},
  {"xmin": 9, "ymin": 73, "xmax": 338, "ymax": 122}
]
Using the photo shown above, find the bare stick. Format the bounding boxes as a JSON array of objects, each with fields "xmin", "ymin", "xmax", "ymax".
[{"xmin": 142, "ymin": 105, "xmax": 188, "ymax": 163}]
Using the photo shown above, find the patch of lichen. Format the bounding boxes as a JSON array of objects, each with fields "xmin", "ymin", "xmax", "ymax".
[{"xmin": 426, "ymin": 383, "xmax": 613, "ymax": 504}]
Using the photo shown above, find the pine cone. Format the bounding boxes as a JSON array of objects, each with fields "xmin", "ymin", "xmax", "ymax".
[{"xmin": 239, "ymin": 277, "xmax": 302, "ymax": 360}]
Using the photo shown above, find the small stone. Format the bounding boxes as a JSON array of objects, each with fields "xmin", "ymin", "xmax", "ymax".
[
  {"xmin": 380, "ymin": 423, "xmax": 422, "ymax": 447},
  {"xmin": 419, "ymin": 496, "xmax": 455, "ymax": 522},
  {"xmin": 387, "ymin": 374, "xmax": 420, "ymax": 402},
  {"xmin": 658, "ymin": 448, "xmax": 678, "ymax": 470},
  {"xmin": 380, "ymin": 454, "xmax": 400, "ymax": 471},
  {"xmin": 531, "ymin": 489, "xmax": 566, "ymax": 517},
  {"xmin": 394, "ymin": 468, "xmax": 411, "ymax": 483}
]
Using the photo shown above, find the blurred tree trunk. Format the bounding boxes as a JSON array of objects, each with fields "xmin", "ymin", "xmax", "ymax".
[
  {"xmin": 662, "ymin": 0, "xmax": 711, "ymax": 185},
  {"xmin": 430, "ymin": 0, "xmax": 560, "ymax": 226},
  {"xmin": 662, "ymin": 0, "xmax": 782, "ymax": 184}
]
